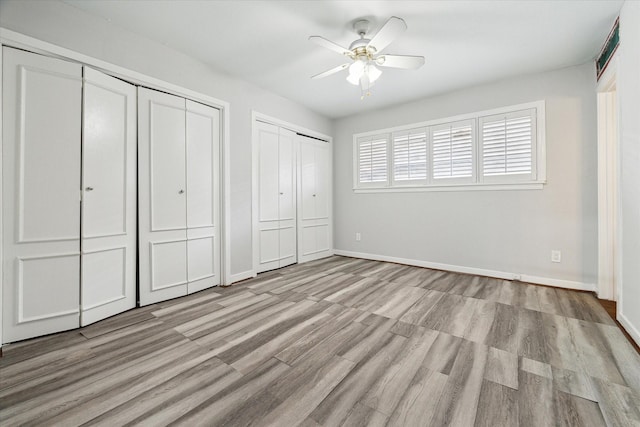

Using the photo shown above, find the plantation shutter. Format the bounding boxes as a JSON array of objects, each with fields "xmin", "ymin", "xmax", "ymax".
[
  {"xmin": 480, "ymin": 109, "xmax": 536, "ymax": 181},
  {"xmin": 357, "ymin": 134, "xmax": 389, "ymax": 185},
  {"xmin": 393, "ymin": 127, "xmax": 428, "ymax": 183},
  {"xmin": 430, "ymin": 120, "xmax": 475, "ymax": 182}
]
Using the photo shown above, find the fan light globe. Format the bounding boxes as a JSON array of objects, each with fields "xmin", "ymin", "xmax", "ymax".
[{"xmin": 367, "ymin": 64, "xmax": 382, "ymax": 83}]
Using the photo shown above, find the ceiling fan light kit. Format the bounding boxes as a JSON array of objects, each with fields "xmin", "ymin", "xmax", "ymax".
[{"xmin": 309, "ymin": 16, "xmax": 425, "ymax": 99}]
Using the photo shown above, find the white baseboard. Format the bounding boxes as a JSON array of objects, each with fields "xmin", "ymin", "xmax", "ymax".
[
  {"xmin": 333, "ymin": 250, "xmax": 595, "ymax": 292},
  {"xmin": 228, "ymin": 270, "xmax": 256, "ymax": 285},
  {"xmin": 617, "ymin": 311, "xmax": 640, "ymax": 347}
]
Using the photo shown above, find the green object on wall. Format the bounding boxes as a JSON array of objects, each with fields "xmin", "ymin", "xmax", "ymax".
[{"xmin": 597, "ymin": 18, "xmax": 620, "ymax": 80}]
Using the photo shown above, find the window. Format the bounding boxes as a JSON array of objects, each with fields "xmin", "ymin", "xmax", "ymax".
[
  {"xmin": 353, "ymin": 101, "xmax": 545, "ymax": 191},
  {"xmin": 392, "ymin": 128, "xmax": 427, "ymax": 184},
  {"xmin": 479, "ymin": 109, "xmax": 536, "ymax": 182},
  {"xmin": 431, "ymin": 120, "xmax": 475, "ymax": 183},
  {"xmin": 356, "ymin": 134, "xmax": 389, "ymax": 186}
]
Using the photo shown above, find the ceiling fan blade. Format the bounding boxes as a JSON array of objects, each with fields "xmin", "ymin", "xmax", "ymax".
[
  {"xmin": 367, "ymin": 16, "xmax": 407, "ymax": 53},
  {"xmin": 376, "ymin": 54, "xmax": 425, "ymax": 70},
  {"xmin": 311, "ymin": 63, "xmax": 350, "ymax": 79},
  {"xmin": 309, "ymin": 36, "xmax": 352, "ymax": 56}
]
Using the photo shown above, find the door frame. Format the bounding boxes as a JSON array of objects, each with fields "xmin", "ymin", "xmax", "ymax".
[
  {"xmin": 596, "ymin": 54, "xmax": 621, "ymax": 303},
  {"xmin": 251, "ymin": 111, "xmax": 333, "ymax": 280},
  {"xmin": 0, "ymin": 28, "xmax": 232, "ymax": 345}
]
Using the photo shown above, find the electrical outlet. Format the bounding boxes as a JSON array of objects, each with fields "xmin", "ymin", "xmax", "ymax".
[
  {"xmin": 355, "ymin": 232, "xmax": 361, "ymax": 241},
  {"xmin": 551, "ymin": 250, "xmax": 562, "ymax": 263}
]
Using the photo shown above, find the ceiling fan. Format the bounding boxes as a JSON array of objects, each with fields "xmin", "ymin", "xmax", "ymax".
[{"xmin": 309, "ymin": 16, "xmax": 425, "ymax": 98}]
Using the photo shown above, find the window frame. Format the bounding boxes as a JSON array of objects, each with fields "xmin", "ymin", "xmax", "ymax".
[
  {"xmin": 391, "ymin": 127, "xmax": 429, "ymax": 187},
  {"xmin": 352, "ymin": 100, "xmax": 546, "ymax": 192},
  {"xmin": 478, "ymin": 108, "xmax": 538, "ymax": 184},
  {"xmin": 353, "ymin": 133, "xmax": 391, "ymax": 188}
]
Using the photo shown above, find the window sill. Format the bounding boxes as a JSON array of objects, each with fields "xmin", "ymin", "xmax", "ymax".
[{"xmin": 353, "ymin": 181, "xmax": 545, "ymax": 193}]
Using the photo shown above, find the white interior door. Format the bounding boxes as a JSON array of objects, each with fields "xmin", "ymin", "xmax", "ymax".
[
  {"xmin": 186, "ymin": 100, "xmax": 221, "ymax": 293},
  {"xmin": 2, "ymin": 47, "xmax": 82, "ymax": 343},
  {"xmin": 257, "ymin": 122, "xmax": 282, "ymax": 273},
  {"xmin": 298, "ymin": 135, "xmax": 332, "ymax": 263},
  {"xmin": 278, "ymin": 127, "xmax": 297, "ymax": 268},
  {"xmin": 256, "ymin": 122, "xmax": 297, "ymax": 273},
  {"xmin": 138, "ymin": 87, "xmax": 188, "ymax": 306},
  {"xmin": 80, "ymin": 67, "xmax": 137, "ymax": 326}
]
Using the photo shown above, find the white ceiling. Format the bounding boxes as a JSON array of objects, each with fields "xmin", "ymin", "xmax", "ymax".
[{"xmin": 64, "ymin": 0, "xmax": 622, "ymax": 119}]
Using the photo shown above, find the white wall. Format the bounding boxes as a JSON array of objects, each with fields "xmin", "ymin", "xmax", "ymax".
[
  {"xmin": 0, "ymin": 0, "xmax": 332, "ymax": 278},
  {"xmin": 334, "ymin": 63, "xmax": 598, "ymax": 288},
  {"xmin": 618, "ymin": 0, "xmax": 640, "ymax": 344}
]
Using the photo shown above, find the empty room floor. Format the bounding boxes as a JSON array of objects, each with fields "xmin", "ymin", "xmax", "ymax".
[{"xmin": 1, "ymin": 256, "xmax": 639, "ymax": 426}]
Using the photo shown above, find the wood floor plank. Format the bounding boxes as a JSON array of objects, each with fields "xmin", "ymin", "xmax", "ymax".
[
  {"xmin": 473, "ymin": 380, "xmax": 518, "ymax": 427},
  {"xmin": 386, "ymin": 365, "xmax": 448, "ymax": 427},
  {"xmin": 309, "ymin": 334, "xmax": 407, "ymax": 426},
  {"xmin": 518, "ymin": 370, "xmax": 554, "ymax": 427},
  {"xmin": 484, "ymin": 346, "xmax": 518, "ymax": 390},
  {"xmin": 2, "ymin": 255, "xmax": 638, "ymax": 426},
  {"xmin": 167, "ymin": 357, "xmax": 290, "ymax": 426},
  {"xmin": 553, "ymin": 389, "xmax": 607, "ymax": 427},
  {"xmin": 372, "ymin": 286, "xmax": 426, "ymax": 319},
  {"xmin": 256, "ymin": 355, "xmax": 355, "ymax": 426},
  {"xmin": 551, "ymin": 366, "xmax": 597, "ymax": 402},
  {"xmin": 430, "ymin": 339, "xmax": 489, "ymax": 427},
  {"xmin": 361, "ymin": 327, "xmax": 438, "ymax": 415}
]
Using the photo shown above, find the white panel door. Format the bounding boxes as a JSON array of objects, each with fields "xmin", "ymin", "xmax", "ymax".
[
  {"xmin": 256, "ymin": 123, "xmax": 298, "ymax": 273},
  {"xmin": 80, "ymin": 67, "xmax": 137, "ymax": 326},
  {"xmin": 257, "ymin": 122, "xmax": 282, "ymax": 273},
  {"xmin": 278, "ymin": 127, "xmax": 297, "ymax": 268},
  {"xmin": 138, "ymin": 87, "xmax": 188, "ymax": 305},
  {"xmin": 297, "ymin": 135, "xmax": 332, "ymax": 263},
  {"xmin": 186, "ymin": 100, "xmax": 220, "ymax": 293},
  {"xmin": 2, "ymin": 47, "xmax": 82, "ymax": 343}
]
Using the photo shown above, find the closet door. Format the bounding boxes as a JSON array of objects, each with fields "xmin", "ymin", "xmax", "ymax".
[
  {"xmin": 256, "ymin": 122, "xmax": 297, "ymax": 273},
  {"xmin": 2, "ymin": 47, "xmax": 82, "ymax": 342},
  {"xmin": 80, "ymin": 67, "xmax": 137, "ymax": 326},
  {"xmin": 298, "ymin": 136, "xmax": 332, "ymax": 263},
  {"xmin": 257, "ymin": 122, "xmax": 281, "ymax": 273},
  {"xmin": 138, "ymin": 87, "xmax": 188, "ymax": 306},
  {"xmin": 186, "ymin": 100, "xmax": 220, "ymax": 293},
  {"xmin": 278, "ymin": 127, "xmax": 297, "ymax": 268}
]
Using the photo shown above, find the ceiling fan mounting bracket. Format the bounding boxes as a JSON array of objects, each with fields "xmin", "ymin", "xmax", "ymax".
[{"xmin": 353, "ymin": 19, "xmax": 370, "ymax": 38}]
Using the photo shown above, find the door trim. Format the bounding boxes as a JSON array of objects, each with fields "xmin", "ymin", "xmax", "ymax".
[{"xmin": 596, "ymin": 54, "xmax": 620, "ymax": 303}]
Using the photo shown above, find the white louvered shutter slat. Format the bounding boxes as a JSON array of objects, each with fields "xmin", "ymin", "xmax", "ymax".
[
  {"xmin": 481, "ymin": 109, "xmax": 535, "ymax": 179},
  {"xmin": 393, "ymin": 128, "xmax": 427, "ymax": 183},
  {"xmin": 358, "ymin": 135, "xmax": 389, "ymax": 185},
  {"xmin": 431, "ymin": 121, "xmax": 474, "ymax": 181}
]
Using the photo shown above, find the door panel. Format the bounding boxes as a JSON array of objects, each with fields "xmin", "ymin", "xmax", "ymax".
[
  {"xmin": 186, "ymin": 102, "xmax": 217, "ymax": 229},
  {"xmin": 279, "ymin": 226, "xmax": 297, "ymax": 268},
  {"xmin": 188, "ymin": 237, "xmax": 214, "ymax": 282},
  {"xmin": 300, "ymin": 142, "xmax": 316, "ymax": 221},
  {"xmin": 151, "ymin": 240, "xmax": 188, "ymax": 291},
  {"xmin": 2, "ymin": 47, "xmax": 82, "ymax": 343},
  {"xmin": 297, "ymin": 135, "xmax": 332, "ymax": 264},
  {"xmin": 186, "ymin": 100, "xmax": 220, "ymax": 293},
  {"xmin": 138, "ymin": 88, "xmax": 188, "ymax": 305},
  {"xmin": 81, "ymin": 67, "xmax": 137, "ymax": 325},
  {"xmin": 150, "ymin": 99, "xmax": 187, "ymax": 231},
  {"xmin": 278, "ymin": 128, "xmax": 295, "ymax": 221},
  {"xmin": 19, "ymin": 254, "xmax": 80, "ymax": 322},
  {"xmin": 258, "ymin": 123, "xmax": 280, "ymax": 222},
  {"xmin": 81, "ymin": 248, "xmax": 125, "ymax": 310}
]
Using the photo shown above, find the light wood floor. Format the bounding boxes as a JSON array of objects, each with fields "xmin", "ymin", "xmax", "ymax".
[{"xmin": 1, "ymin": 256, "xmax": 639, "ymax": 426}]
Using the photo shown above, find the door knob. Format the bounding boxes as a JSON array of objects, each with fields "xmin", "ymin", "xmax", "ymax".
[
  {"xmin": 312, "ymin": 194, "xmax": 316, "ymax": 197},
  {"xmin": 280, "ymin": 192, "xmax": 284, "ymax": 195},
  {"xmin": 178, "ymin": 189, "xmax": 185, "ymax": 194},
  {"xmin": 85, "ymin": 187, "xmax": 94, "ymax": 191}
]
